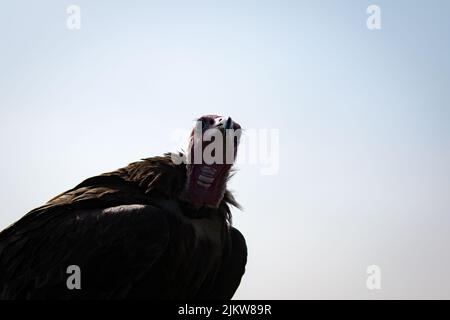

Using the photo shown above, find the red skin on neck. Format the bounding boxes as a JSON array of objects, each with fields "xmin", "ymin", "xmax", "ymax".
[
  {"xmin": 181, "ymin": 163, "xmax": 232, "ymax": 209},
  {"xmin": 180, "ymin": 115, "xmax": 240, "ymax": 209}
]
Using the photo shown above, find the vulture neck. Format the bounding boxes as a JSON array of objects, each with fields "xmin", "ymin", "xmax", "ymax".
[{"xmin": 181, "ymin": 163, "xmax": 231, "ymax": 209}]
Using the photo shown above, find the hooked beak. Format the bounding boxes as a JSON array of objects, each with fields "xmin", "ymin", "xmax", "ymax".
[{"xmin": 218, "ymin": 116, "xmax": 241, "ymax": 131}]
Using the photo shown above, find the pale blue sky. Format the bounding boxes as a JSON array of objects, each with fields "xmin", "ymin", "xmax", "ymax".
[{"xmin": 1, "ymin": 1, "xmax": 449, "ymax": 299}]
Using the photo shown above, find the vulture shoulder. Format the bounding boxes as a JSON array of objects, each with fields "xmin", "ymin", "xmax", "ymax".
[{"xmin": 0, "ymin": 204, "xmax": 171, "ymax": 299}]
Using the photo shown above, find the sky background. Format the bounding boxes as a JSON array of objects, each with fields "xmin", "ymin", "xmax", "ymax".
[{"xmin": 1, "ymin": 0, "xmax": 450, "ymax": 299}]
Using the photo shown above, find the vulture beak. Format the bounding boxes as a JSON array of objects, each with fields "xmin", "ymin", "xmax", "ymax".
[
  {"xmin": 223, "ymin": 117, "xmax": 233, "ymax": 130},
  {"xmin": 218, "ymin": 116, "xmax": 241, "ymax": 131}
]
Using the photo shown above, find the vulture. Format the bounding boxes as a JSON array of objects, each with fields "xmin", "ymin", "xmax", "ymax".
[{"xmin": 0, "ymin": 115, "xmax": 247, "ymax": 299}]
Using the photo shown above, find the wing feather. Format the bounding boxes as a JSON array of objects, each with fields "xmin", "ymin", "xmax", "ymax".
[{"xmin": 0, "ymin": 204, "xmax": 170, "ymax": 299}]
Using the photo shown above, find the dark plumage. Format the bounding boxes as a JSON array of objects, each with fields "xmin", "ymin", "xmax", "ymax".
[{"xmin": 0, "ymin": 115, "xmax": 247, "ymax": 299}]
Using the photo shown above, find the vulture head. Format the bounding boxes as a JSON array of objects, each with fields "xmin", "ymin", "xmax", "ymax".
[{"xmin": 180, "ymin": 115, "xmax": 242, "ymax": 209}]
